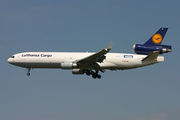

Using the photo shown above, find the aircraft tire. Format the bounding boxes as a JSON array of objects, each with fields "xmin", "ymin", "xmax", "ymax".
[
  {"xmin": 92, "ymin": 74, "xmax": 97, "ymax": 79},
  {"xmin": 97, "ymin": 75, "xmax": 101, "ymax": 79},
  {"xmin": 86, "ymin": 70, "xmax": 91, "ymax": 76},
  {"xmin": 27, "ymin": 73, "xmax": 30, "ymax": 76}
]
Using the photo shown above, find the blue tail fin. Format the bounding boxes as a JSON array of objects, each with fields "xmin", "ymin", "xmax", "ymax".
[
  {"xmin": 133, "ymin": 28, "xmax": 172, "ymax": 55},
  {"xmin": 144, "ymin": 28, "xmax": 168, "ymax": 45}
]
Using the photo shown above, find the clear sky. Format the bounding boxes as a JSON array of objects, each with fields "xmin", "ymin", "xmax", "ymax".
[{"xmin": 1, "ymin": 0, "xmax": 180, "ymax": 120}]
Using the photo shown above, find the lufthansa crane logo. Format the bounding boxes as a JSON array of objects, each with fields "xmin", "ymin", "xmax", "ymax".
[{"xmin": 152, "ymin": 34, "xmax": 162, "ymax": 44}]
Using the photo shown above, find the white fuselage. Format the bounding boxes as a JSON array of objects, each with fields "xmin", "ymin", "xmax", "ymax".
[{"xmin": 7, "ymin": 52, "xmax": 164, "ymax": 70}]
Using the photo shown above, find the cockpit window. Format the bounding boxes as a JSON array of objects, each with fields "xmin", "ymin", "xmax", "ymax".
[{"xmin": 11, "ymin": 56, "xmax": 15, "ymax": 58}]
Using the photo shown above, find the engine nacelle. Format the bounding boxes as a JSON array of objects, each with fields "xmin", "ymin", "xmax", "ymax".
[
  {"xmin": 133, "ymin": 44, "xmax": 172, "ymax": 55},
  {"xmin": 72, "ymin": 69, "xmax": 85, "ymax": 75},
  {"xmin": 61, "ymin": 62, "xmax": 77, "ymax": 69}
]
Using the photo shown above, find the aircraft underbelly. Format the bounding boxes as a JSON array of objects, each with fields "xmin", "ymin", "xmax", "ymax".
[{"xmin": 11, "ymin": 62, "xmax": 61, "ymax": 68}]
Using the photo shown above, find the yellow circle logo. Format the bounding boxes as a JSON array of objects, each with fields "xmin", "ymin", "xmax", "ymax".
[{"xmin": 152, "ymin": 34, "xmax": 162, "ymax": 44}]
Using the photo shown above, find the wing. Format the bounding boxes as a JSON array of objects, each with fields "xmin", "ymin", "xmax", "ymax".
[{"xmin": 75, "ymin": 42, "xmax": 114, "ymax": 69}]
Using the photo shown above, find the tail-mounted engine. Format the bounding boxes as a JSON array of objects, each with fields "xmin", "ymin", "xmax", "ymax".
[{"xmin": 133, "ymin": 44, "xmax": 172, "ymax": 55}]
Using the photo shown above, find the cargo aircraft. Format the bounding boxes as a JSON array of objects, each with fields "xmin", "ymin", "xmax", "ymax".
[{"xmin": 7, "ymin": 28, "xmax": 172, "ymax": 79}]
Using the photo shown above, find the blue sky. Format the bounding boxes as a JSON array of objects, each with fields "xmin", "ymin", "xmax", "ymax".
[{"xmin": 1, "ymin": 0, "xmax": 180, "ymax": 120}]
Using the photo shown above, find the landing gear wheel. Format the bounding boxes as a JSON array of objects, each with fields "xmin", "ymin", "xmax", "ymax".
[
  {"xmin": 27, "ymin": 68, "xmax": 31, "ymax": 76},
  {"xmin": 86, "ymin": 69, "xmax": 102, "ymax": 79},
  {"xmin": 97, "ymin": 74, "xmax": 101, "ymax": 79},
  {"xmin": 86, "ymin": 70, "xmax": 91, "ymax": 76},
  {"xmin": 27, "ymin": 73, "xmax": 30, "ymax": 76},
  {"xmin": 92, "ymin": 74, "xmax": 97, "ymax": 79}
]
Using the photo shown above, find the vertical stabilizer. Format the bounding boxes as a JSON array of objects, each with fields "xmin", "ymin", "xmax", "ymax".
[{"xmin": 144, "ymin": 28, "xmax": 168, "ymax": 45}]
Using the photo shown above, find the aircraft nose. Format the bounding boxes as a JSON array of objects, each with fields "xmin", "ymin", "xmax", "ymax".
[
  {"xmin": 7, "ymin": 58, "xmax": 12, "ymax": 63},
  {"xmin": 7, "ymin": 58, "xmax": 10, "ymax": 63}
]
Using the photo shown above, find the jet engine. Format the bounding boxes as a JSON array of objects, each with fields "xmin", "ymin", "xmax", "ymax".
[
  {"xmin": 72, "ymin": 69, "xmax": 85, "ymax": 75},
  {"xmin": 61, "ymin": 62, "xmax": 78, "ymax": 69},
  {"xmin": 133, "ymin": 44, "xmax": 172, "ymax": 55}
]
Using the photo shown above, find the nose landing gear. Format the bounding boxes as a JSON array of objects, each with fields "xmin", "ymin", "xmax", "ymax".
[{"xmin": 27, "ymin": 68, "xmax": 31, "ymax": 76}]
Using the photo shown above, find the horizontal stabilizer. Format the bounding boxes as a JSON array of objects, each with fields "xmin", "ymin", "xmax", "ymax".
[{"xmin": 142, "ymin": 51, "xmax": 159, "ymax": 62}]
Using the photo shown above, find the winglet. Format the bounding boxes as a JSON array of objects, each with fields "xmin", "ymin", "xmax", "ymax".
[
  {"xmin": 142, "ymin": 51, "xmax": 159, "ymax": 62},
  {"xmin": 106, "ymin": 42, "xmax": 114, "ymax": 50}
]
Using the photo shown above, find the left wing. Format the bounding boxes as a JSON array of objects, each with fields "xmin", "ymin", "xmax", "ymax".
[{"xmin": 75, "ymin": 42, "xmax": 114, "ymax": 68}]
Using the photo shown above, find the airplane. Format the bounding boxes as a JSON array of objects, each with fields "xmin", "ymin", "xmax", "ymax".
[{"xmin": 7, "ymin": 28, "xmax": 172, "ymax": 79}]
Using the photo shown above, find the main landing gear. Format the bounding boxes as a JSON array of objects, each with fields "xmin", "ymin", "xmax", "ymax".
[
  {"xmin": 86, "ymin": 70, "xmax": 101, "ymax": 79},
  {"xmin": 27, "ymin": 68, "xmax": 31, "ymax": 76}
]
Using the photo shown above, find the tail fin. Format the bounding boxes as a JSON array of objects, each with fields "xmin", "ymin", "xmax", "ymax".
[
  {"xmin": 144, "ymin": 28, "xmax": 168, "ymax": 45},
  {"xmin": 133, "ymin": 27, "xmax": 172, "ymax": 55}
]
